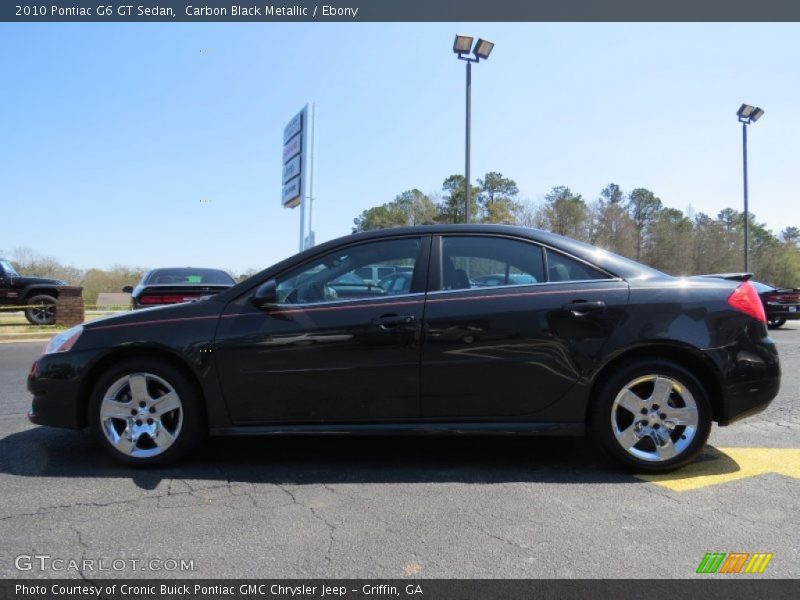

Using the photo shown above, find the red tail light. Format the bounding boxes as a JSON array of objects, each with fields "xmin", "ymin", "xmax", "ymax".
[
  {"xmin": 769, "ymin": 292, "xmax": 800, "ymax": 303},
  {"xmin": 727, "ymin": 281, "xmax": 766, "ymax": 323},
  {"xmin": 140, "ymin": 294, "xmax": 201, "ymax": 305}
]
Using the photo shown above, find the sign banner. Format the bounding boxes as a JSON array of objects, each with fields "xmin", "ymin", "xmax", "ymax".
[
  {"xmin": 282, "ymin": 155, "xmax": 301, "ymax": 185},
  {"xmin": 281, "ymin": 177, "xmax": 301, "ymax": 208},
  {"xmin": 281, "ymin": 105, "xmax": 308, "ymax": 208},
  {"xmin": 282, "ymin": 135, "xmax": 301, "ymax": 163}
]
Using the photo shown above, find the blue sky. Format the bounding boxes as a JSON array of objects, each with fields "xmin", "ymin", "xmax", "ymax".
[{"xmin": 1, "ymin": 22, "xmax": 798, "ymax": 273}]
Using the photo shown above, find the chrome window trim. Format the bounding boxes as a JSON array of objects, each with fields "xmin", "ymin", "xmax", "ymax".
[
  {"xmin": 274, "ymin": 291, "xmax": 426, "ymax": 309},
  {"xmin": 425, "ymin": 278, "xmax": 625, "ymax": 297},
  {"xmin": 436, "ymin": 232, "xmax": 620, "ymax": 293}
]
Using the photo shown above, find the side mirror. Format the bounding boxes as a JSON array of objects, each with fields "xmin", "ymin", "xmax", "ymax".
[
  {"xmin": 251, "ymin": 279, "xmax": 279, "ymax": 309},
  {"xmin": 122, "ymin": 286, "xmax": 133, "ymax": 294}
]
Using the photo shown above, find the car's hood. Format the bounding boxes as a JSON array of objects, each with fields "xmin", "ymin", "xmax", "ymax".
[
  {"xmin": 13, "ymin": 275, "xmax": 66, "ymax": 286},
  {"xmin": 83, "ymin": 297, "xmax": 223, "ymax": 329}
]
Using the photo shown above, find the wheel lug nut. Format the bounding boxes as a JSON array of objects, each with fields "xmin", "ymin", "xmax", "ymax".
[
  {"xmin": 139, "ymin": 401, "xmax": 146, "ymax": 408},
  {"xmin": 149, "ymin": 407, "xmax": 156, "ymax": 413},
  {"xmin": 652, "ymin": 404, "xmax": 659, "ymax": 410},
  {"xmin": 147, "ymin": 418, "xmax": 153, "ymax": 425},
  {"xmin": 135, "ymin": 419, "xmax": 142, "ymax": 426},
  {"xmin": 653, "ymin": 423, "xmax": 660, "ymax": 429},
  {"xmin": 640, "ymin": 408, "xmax": 648, "ymax": 415},
  {"xmin": 130, "ymin": 409, "xmax": 137, "ymax": 415},
  {"xmin": 660, "ymin": 413, "xmax": 667, "ymax": 419}
]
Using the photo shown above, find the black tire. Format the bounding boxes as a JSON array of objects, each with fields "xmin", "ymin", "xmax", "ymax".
[
  {"xmin": 24, "ymin": 294, "xmax": 57, "ymax": 325},
  {"xmin": 89, "ymin": 358, "xmax": 203, "ymax": 466},
  {"xmin": 767, "ymin": 318, "xmax": 786, "ymax": 329},
  {"xmin": 589, "ymin": 359, "xmax": 712, "ymax": 473}
]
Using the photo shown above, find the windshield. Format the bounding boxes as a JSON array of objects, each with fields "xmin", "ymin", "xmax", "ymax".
[
  {"xmin": 0, "ymin": 260, "xmax": 19, "ymax": 276},
  {"xmin": 145, "ymin": 268, "xmax": 234, "ymax": 285}
]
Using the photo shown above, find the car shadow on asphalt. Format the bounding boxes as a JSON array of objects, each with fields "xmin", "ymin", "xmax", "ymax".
[{"xmin": 0, "ymin": 426, "xmax": 743, "ymax": 490}]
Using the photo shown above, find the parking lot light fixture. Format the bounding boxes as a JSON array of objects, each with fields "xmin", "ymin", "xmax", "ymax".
[
  {"xmin": 453, "ymin": 35, "xmax": 473, "ymax": 54},
  {"xmin": 453, "ymin": 35, "xmax": 494, "ymax": 224},
  {"xmin": 737, "ymin": 104, "xmax": 755, "ymax": 119},
  {"xmin": 737, "ymin": 103, "xmax": 765, "ymax": 272},
  {"xmin": 473, "ymin": 38, "xmax": 495, "ymax": 60}
]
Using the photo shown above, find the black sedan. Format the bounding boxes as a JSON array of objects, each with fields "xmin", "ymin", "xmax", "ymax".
[
  {"xmin": 123, "ymin": 267, "xmax": 235, "ymax": 309},
  {"xmin": 27, "ymin": 225, "xmax": 780, "ymax": 472}
]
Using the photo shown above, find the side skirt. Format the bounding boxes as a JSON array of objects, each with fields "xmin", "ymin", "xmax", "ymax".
[{"xmin": 209, "ymin": 422, "xmax": 585, "ymax": 437}]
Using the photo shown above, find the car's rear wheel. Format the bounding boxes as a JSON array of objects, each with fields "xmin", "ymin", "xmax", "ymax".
[
  {"xmin": 590, "ymin": 359, "xmax": 712, "ymax": 473},
  {"xmin": 89, "ymin": 359, "xmax": 202, "ymax": 466},
  {"xmin": 24, "ymin": 294, "xmax": 57, "ymax": 325},
  {"xmin": 767, "ymin": 318, "xmax": 786, "ymax": 329}
]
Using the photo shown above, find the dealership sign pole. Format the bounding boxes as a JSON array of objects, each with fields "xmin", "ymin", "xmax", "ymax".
[{"xmin": 282, "ymin": 103, "xmax": 316, "ymax": 252}]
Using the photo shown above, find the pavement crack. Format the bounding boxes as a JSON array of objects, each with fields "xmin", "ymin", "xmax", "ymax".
[
  {"xmin": 275, "ymin": 483, "xmax": 337, "ymax": 565},
  {"xmin": 1, "ymin": 496, "xmax": 153, "ymax": 521},
  {"xmin": 308, "ymin": 504, "xmax": 337, "ymax": 565},
  {"xmin": 69, "ymin": 525, "xmax": 103, "ymax": 590}
]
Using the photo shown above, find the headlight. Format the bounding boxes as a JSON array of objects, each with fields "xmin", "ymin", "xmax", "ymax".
[{"xmin": 44, "ymin": 325, "xmax": 83, "ymax": 354}]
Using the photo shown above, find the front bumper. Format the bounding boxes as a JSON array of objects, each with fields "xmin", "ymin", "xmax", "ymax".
[{"xmin": 27, "ymin": 350, "xmax": 96, "ymax": 430}]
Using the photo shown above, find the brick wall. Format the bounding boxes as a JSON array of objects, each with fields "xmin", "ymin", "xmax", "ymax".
[{"xmin": 55, "ymin": 286, "xmax": 84, "ymax": 327}]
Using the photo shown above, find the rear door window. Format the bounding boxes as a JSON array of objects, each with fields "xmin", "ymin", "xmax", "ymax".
[
  {"xmin": 545, "ymin": 249, "xmax": 608, "ymax": 282},
  {"xmin": 439, "ymin": 236, "xmax": 545, "ymax": 290}
]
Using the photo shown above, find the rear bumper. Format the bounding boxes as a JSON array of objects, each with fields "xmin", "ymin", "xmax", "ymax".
[
  {"xmin": 766, "ymin": 308, "xmax": 800, "ymax": 320},
  {"xmin": 718, "ymin": 375, "xmax": 781, "ymax": 425},
  {"xmin": 705, "ymin": 332, "xmax": 781, "ymax": 426}
]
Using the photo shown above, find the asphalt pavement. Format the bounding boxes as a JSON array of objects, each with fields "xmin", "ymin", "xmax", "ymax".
[{"xmin": 1, "ymin": 326, "xmax": 798, "ymax": 579}]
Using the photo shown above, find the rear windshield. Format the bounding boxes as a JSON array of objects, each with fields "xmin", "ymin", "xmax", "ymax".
[
  {"xmin": 545, "ymin": 232, "xmax": 666, "ymax": 280},
  {"xmin": 751, "ymin": 281, "xmax": 775, "ymax": 293},
  {"xmin": 146, "ymin": 268, "xmax": 234, "ymax": 285}
]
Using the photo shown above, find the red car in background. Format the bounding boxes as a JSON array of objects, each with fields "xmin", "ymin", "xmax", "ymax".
[
  {"xmin": 752, "ymin": 281, "xmax": 800, "ymax": 329},
  {"xmin": 123, "ymin": 267, "xmax": 235, "ymax": 309}
]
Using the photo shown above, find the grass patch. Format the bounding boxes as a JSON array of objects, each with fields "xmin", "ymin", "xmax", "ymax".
[{"xmin": 0, "ymin": 309, "xmax": 128, "ymax": 336}]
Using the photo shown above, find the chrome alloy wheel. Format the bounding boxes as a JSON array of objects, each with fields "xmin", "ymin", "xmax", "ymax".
[
  {"xmin": 610, "ymin": 375, "xmax": 699, "ymax": 462},
  {"xmin": 99, "ymin": 373, "xmax": 183, "ymax": 458}
]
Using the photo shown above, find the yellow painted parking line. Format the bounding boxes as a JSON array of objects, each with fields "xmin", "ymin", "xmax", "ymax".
[{"xmin": 638, "ymin": 447, "xmax": 800, "ymax": 491}]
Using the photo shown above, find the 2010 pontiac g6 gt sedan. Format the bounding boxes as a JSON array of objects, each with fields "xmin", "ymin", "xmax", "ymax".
[{"xmin": 27, "ymin": 225, "xmax": 780, "ymax": 471}]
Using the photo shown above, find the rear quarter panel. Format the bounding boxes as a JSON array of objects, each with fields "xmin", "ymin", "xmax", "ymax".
[{"xmin": 571, "ymin": 278, "xmax": 779, "ymax": 424}]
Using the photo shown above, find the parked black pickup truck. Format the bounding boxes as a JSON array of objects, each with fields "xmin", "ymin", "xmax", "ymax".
[{"xmin": 0, "ymin": 258, "xmax": 67, "ymax": 325}]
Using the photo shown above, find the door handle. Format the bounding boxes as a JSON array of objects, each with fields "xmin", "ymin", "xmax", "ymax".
[
  {"xmin": 371, "ymin": 314, "xmax": 416, "ymax": 328},
  {"xmin": 562, "ymin": 300, "xmax": 606, "ymax": 315}
]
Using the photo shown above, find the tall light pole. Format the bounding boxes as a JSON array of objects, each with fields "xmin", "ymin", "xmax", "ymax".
[
  {"xmin": 453, "ymin": 35, "xmax": 494, "ymax": 224},
  {"xmin": 736, "ymin": 104, "xmax": 764, "ymax": 273}
]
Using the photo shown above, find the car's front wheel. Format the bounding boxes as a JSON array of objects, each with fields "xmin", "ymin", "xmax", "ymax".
[
  {"xmin": 89, "ymin": 359, "xmax": 202, "ymax": 465},
  {"xmin": 590, "ymin": 359, "xmax": 712, "ymax": 473}
]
